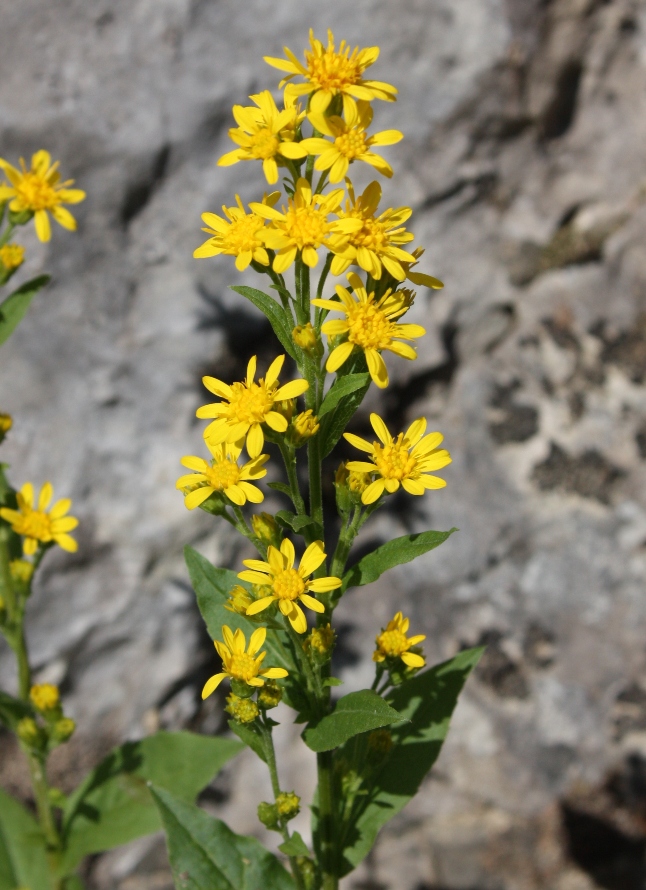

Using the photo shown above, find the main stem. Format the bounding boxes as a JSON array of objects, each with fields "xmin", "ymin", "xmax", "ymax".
[{"xmin": 317, "ymin": 749, "xmax": 337, "ymax": 889}]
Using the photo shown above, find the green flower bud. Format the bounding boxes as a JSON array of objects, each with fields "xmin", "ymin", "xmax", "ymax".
[
  {"xmin": 50, "ymin": 718, "xmax": 76, "ymax": 744},
  {"xmin": 257, "ymin": 679, "xmax": 282, "ymax": 709},
  {"xmin": 251, "ymin": 512, "xmax": 280, "ymax": 548},
  {"xmin": 225, "ymin": 693, "xmax": 259, "ymax": 724},
  {"xmin": 257, "ymin": 801, "xmax": 280, "ymax": 831},
  {"xmin": 276, "ymin": 791, "xmax": 300, "ymax": 820},
  {"xmin": 17, "ymin": 717, "xmax": 44, "ymax": 749}
]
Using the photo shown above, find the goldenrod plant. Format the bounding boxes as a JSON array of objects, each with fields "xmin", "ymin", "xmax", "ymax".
[
  {"xmin": 165, "ymin": 29, "xmax": 484, "ymax": 890},
  {"xmin": 0, "ymin": 157, "xmax": 242, "ymax": 890}
]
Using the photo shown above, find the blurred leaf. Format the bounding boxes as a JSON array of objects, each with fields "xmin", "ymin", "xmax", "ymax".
[
  {"xmin": 151, "ymin": 785, "xmax": 296, "ymax": 890},
  {"xmin": 0, "ymin": 691, "xmax": 33, "ymax": 732},
  {"xmin": 60, "ymin": 731, "xmax": 241, "ymax": 872},
  {"xmin": 278, "ymin": 831, "xmax": 309, "ymax": 857},
  {"xmin": 230, "ymin": 286, "xmax": 297, "ymax": 361},
  {"xmin": 303, "ymin": 691, "xmax": 403, "ymax": 753},
  {"xmin": 342, "ymin": 529, "xmax": 457, "ymax": 592},
  {"xmin": 0, "ymin": 275, "xmax": 50, "ymax": 347},
  {"xmin": 0, "ymin": 789, "xmax": 51, "ymax": 890}
]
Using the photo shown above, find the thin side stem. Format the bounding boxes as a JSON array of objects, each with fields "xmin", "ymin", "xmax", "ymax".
[{"xmin": 277, "ymin": 440, "xmax": 307, "ymax": 517}]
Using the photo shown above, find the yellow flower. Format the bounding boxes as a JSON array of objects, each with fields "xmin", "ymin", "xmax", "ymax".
[
  {"xmin": 193, "ymin": 192, "xmax": 279, "ymax": 271},
  {"xmin": 258, "ymin": 679, "xmax": 283, "ymax": 709},
  {"xmin": 306, "ymin": 623, "xmax": 335, "ymax": 655},
  {"xmin": 0, "ymin": 482, "xmax": 78, "ymax": 555},
  {"xmin": 250, "ymin": 177, "xmax": 361, "ymax": 273},
  {"xmin": 226, "ymin": 693, "xmax": 259, "ymax": 724},
  {"xmin": 300, "ymin": 101, "xmax": 402, "ymax": 183},
  {"xmin": 197, "ymin": 355, "xmax": 309, "ymax": 459},
  {"xmin": 313, "ymin": 272, "xmax": 425, "ymax": 388},
  {"xmin": 239, "ymin": 538, "xmax": 341, "ymax": 633},
  {"xmin": 30, "ymin": 684, "xmax": 60, "ymax": 712},
  {"xmin": 328, "ymin": 181, "xmax": 416, "ymax": 281},
  {"xmin": 177, "ymin": 440, "xmax": 268, "ymax": 509},
  {"xmin": 289, "ymin": 409, "xmax": 320, "ymax": 445},
  {"xmin": 0, "ymin": 243, "xmax": 25, "ymax": 270},
  {"xmin": 0, "ymin": 151, "xmax": 85, "ymax": 243},
  {"xmin": 292, "ymin": 322, "xmax": 318, "ymax": 352},
  {"xmin": 218, "ymin": 91, "xmax": 307, "ymax": 184},
  {"xmin": 201, "ymin": 625, "xmax": 288, "ymax": 699},
  {"xmin": 0, "ymin": 413, "xmax": 12, "ymax": 434},
  {"xmin": 276, "ymin": 791, "xmax": 300, "ymax": 819},
  {"xmin": 224, "ymin": 584, "xmax": 255, "ymax": 616},
  {"xmin": 345, "ymin": 413, "xmax": 451, "ymax": 504},
  {"xmin": 251, "ymin": 512, "xmax": 280, "ymax": 546},
  {"xmin": 265, "ymin": 29, "xmax": 397, "ymax": 116},
  {"xmin": 373, "ymin": 611, "xmax": 425, "ymax": 668}
]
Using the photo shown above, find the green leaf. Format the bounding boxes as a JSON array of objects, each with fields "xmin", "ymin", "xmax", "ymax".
[
  {"xmin": 230, "ymin": 286, "xmax": 297, "ymax": 361},
  {"xmin": 342, "ymin": 529, "xmax": 457, "ymax": 592},
  {"xmin": 318, "ymin": 374, "xmax": 370, "ymax": 419},
  {"xmin": 267, "ymin": 481, "xmax": 295, "ymax": 500},
  {"xmin": 322, "ymin": 677, "xmax": 343, "ymax": 688},
  {"xmin": 0, "ymin": 275, "xmax": 50, "ymax": 346},
  {"xmin": 59, "ymin": 731, "xmax": 242, "ymax": 873},
  {"xmin": 303, "ymin": 691, "xmax": 403, "ymax": 753},
  {"xmin": 335, "ymin": 647, "xmax": 483, "ymax": 875},
  {"xmin": 151, "ymin": 785, "xmax": 296, "ymax": 890},
  {"xmin": 228, "ymin": 720, "xmax": 266, "ymax": 763},
  {"xmin": 0, "ymin": 788, "xmax": 51, "ymax": 890},
  {"xmin": 0, "ymin": 691, "xmax": 33, "ymax": 732},
  {"xmin": 278, "ymin": 832, "xmax": 309, "ymax": 857},
  {"xmin": 319, "ymin": 357, "xmax": 371, "ymax": 458},
  {"xmin": 275, "ymin": 510, "xmax": 314, "ymax": 533}
]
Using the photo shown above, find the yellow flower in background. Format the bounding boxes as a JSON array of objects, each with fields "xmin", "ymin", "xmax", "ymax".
[
  {"xmin": 0, "ymin": 482, "xmax": 78, "ymax": 554},
  {"xmin": 239, "ymin": 538, "xmax": 341, "ymax": 633},
  {"xmin": 176, "ymin": 440, "xmax": 268, "ymax": 509},
  {"xmin": 197, "ymin": 355, "xmax": 309, "ymax": 458},
  {"xmin": 194, "ymin": 192, "xmax": 280, "ymax": 270},
  {"xmin": 265, "ymin": 29, "xmax": 397, "ymax": 116},
  {"xmin": 345, "ymin": 413, "xmax": 451, "ymax": 504},
  {"xmin": 0, "ymin": 151, "xmax": 85, "ymax": 243},
  {"xmin": 0, "ymin": 243, "xmax": 25, "ymax": 270},
  {"xmin": 217, "ymin": 91, "xmax": 308, "ymax": 184},
  {"xmin": 0, "ymin": 413, "xmax": 12, "ymax": 434},
  {"xmin": 328, "ymin": 181, "xmax": 416, "ymax": 281},
  {"xmin": 202, "ymin": 625, "xmax": 288, "ymax": 699},
  {"xmin": 250, "ymin": 177, "xmax": 361, "ymax": 273},
  {"xmin": 373, "ymin": 611, "xmax": 425, "ymax": 668},
  {"xmin": 30, "ymin": 684, "xmax": 60, "ymax": 712},
  {"xmin": 300, "ymin": 101, "xmax": 402, "ymax": 183},
  {"xmin": 313, "ymin": 271, "xmax": 425, "ymax": 388}
]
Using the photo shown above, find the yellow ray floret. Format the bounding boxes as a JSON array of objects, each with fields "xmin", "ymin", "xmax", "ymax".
[
  {"xmin": 194, "ymin": 192, "xmax": 280, "ymax": 271},
  {"xmin": 328, "ymin": 181, "xmax": 416, "ymax": 281},
  {"xmin": 401, "ymin": 247, "xmax": 444, "ymax": 291},
  {"xmin": 202, "ymin": 625, "xmax": 288, "ymax": 699},
  {"xmin": 217, "ymin": 91, "xmax": 308, "ymax": 185},
  {"xmin": 239, "ymin": 538, "xmax": 341, "ymax": 634},
  {"xmin": 373, "ymin": 611, "xmax": 425, "ymax": 668},
  {"xmin": 300, "ymin": 101, "xmax": 402, "ymax": 184},
  {"xmin": 312, "ymin": 271, "xmax": 425, "ymax": 388},
  {"xmin": 0, "ymin": 482, "xmax": 78, "ymax": 555},
  {"xmin": 344, "ymin": 413, "xmax": 451, "ymax": 504},
  {"xmin": 250, "ymin": 177, "xmax": 361, "ymax": 273},
  {"xmin": 176, "ymin": 440, "xmax": 268, "ymax": 509},
  {"xmin": 0, "ymin": 150, "xmax": 85, "ymax": 243},
  {"xmin": 265, "ymin": 29, "xmax": 397, "ymax": 117},
  {"xmin": 197, "ymin": 355, "xmax": 309, "ymax": 458}
]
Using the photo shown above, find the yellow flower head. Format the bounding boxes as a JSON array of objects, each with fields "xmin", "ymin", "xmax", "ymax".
[
  {"xmin": 224, "ymin": 584, "xmax": 255, "ymax": 616},
  {"xmin": 328, "ymin": 181, "xmax": 416, "ymax": 281},
  {"xmin": 197, "ymin": 355, "xmax": 309, "ymax": 458},
  {"xmin": 218, "ymin": 91, "xmax": 307, "ymax": 184},
  {"xmin": 345, "ymin": 413, "xmax": 451, "ymax": 504},
  {"xmin": 194, "ymin": 192, "xmax": 279, "ymax": 271},
  {"xmin": 0, "ymin": 243, "xmax": 25, "ymax": 271},
  {"xmin": 0, "ymin": 482, "xmax": 78, "ymax": 555},
  {"xmin": 201, "ymin": 625, "xmax": 288, "ymax": 699},
  {"xmin": 265, "ymin": 29, "xmax": 397, "ymax": 117},
  {"xmin": 251, "ymin": 512, "xmax": 280, "ymax": 546},
  {"xmin": 373, "ymin": 611, "xmax": 425, "ymax": 668},
  {"xmin": 290, "ymin": 409, "xmax": 320, "ymax": 445},
  {"xmin": 258, "ymin": 678, "xmax": 283, "ymax": 709},
  {"xmin": 226, "ymin": 692, "xmax": 259, "ymax": 724},
  {"xmin": 30, "ymin": 683, "xmax": 60, "ymax": 712},
  {"xmin": 313, "ymin": 271, "xmax": 426, "ymax": 388},
  {"xmin": 239, "ymin": 538, "xmax": 341, "ymax": 633},
  {"xmin": 250, "ymin": 177, "xmax": 361, "ymax": 273},
  {"xmin": 301, "ymin": 101, "xmax": 402, "ymax": 184},
  {"xmin": 0, "ymin": 151, "xmax": 85, "ymax": 243},
  {"xmin": 177, "ymin": 440, "xmax": 268, "ymax": 509},
  {"xmin": 276, "ymin": 791, "xmax": 300, "ymax": 819},
  {"xmin": 0, "ymin": 413, "xmax": 12, "ymax": 434},
  {"xmin": 306, "ymin": 623, "xmax": 335, "ymax": 655}
]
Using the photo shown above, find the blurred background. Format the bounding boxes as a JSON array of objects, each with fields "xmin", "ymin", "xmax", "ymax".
[{"xmin": 1, "ymin": 1, "xmax": 646, "ymax": 887}]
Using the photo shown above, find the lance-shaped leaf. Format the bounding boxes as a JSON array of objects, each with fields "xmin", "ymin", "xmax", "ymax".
[
  {"xmin": 230, "ymin": 286, "xmax": 297, "ymax": 361},
  {"xmin": 319, "ymin": 355, "xmax": 371, "ymax": 458},
  {"xmin": 342, "ymin": 529, "xmax": 457, "ymax": 592},
  {"xmin": 0, "ymin": 275, "xmax": 50, "ymax": 346},
  {"xmin": 59, "ymin": 731, "xmax": 242, "ymax": 873},
  {"xmin": 318, "ymin": 373, "xmax": 370, "ymax": 419},
  {"xmin": 0, "ymin": 789, "xmax": 51, "ymax": 890},
  {"xmin": 333, "ymin": 647, "xmax": 483, "ymax": 875},
  {"xmin": 151, "ymin": 785, "xmax": 296, "ymax": 890},
  {"xmin": 303, "ymin": 690, "xmax": 403, "ymax": 753}
]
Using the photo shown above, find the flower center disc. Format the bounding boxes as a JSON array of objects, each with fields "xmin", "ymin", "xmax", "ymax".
[
  {"xmin": 15, "ymin": 174, "xmax": 58, "ymax": 211},
  {"xmin": 228, "ymin": 652, "xmax": 258, "ymax": 681},
  {"xmin": 206, "ymin": 460, "xmax": 240, "ymax": 490},
  {"xmin": 374, "ymin": 438, "xmax": 417, "ymax": 480},
  {"xmin": 335, "ymin": 130, "xmax": 367, "ymax": 160},
  {"xmin": 351, "ymin": 217, "xmax": 387, "ymax": 251},
  {"xmin": 224, "ymin": 215, "xmax": 265, "ymax": 253},
  {"xmin": 347, "ymin": 303, "xmax": 394, "ymax": 350},
  {"xmin": 229, "ymin": 381, "xmax": 275, "ymax": 424},
  {"xmin": 17, "ymin": 511, "xmax": 52, "ymax": 541},
  {"xmin": 249, "ymin": 128, "xmax": 280, "ymax": 160},
  {"xmin": 378, "ymin": 628, "xmax": 409, "ymax": 657},
  {"xmin": 284, "ymin": 206, "xmax": 329, "ymax": 249},
  {"xmin": 307, "ymin": 51, "xmax": 362, "ymax": 91},
  {"xmin": 273, "ymin": 568, "xmax": 305, "ymax": 601}
]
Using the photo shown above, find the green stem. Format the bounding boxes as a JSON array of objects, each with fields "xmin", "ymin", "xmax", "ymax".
[
  {"xmin": 330, "ymin": 506, "xmax": 361, "ymax": 580},
  {"xmin": 277, "ymin": 440, "xmax": 307, "ymax": 517},
  {"xmin": 27, "ymin": 750, "xmax": 61, "ymax": 853},
  {"xmin": 317, "ymin": 749, "xmax": 337, "ymax": 889},
  {"xmin": 285, "ymin": 621, "xmax": 320, "ymax": 701},
  {"xmin": 0, "ymin": 527, "xmax": 16, "ymax": 619},
  {"xmin": 0, "ymin": 221, "xmax": 16, "ymax": 249}
]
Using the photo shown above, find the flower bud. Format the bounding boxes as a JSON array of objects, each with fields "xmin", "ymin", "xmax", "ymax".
[
  {"xmin": 226, "ymin": 693, "xmax": 259, "ymax": 724},
  {"xmin": 276, "ymin": 791, "xmax": 300, "ymax": 820},
  {"xmin": 347, "ymin": 469, "xmax": 371, "ymax": 495},
  {"xmin": 289, "ymin": 410, "xmax": 320, "ymax": 446},
  {"xmin": 305, "ymin": 624, "xmax": 335, "ymax": 661},
  {"xmin": 292, "ymin": 323, "xmax": 319, "ymax": 354},
  {"xmin": 0, "ymin": 244, "xmax": 25, "ymax": 271},
  {"xmin": 230, "ymin": 678, "xmax": 255, "ymax": 699},
  {"xmin": 0, "ymin": 413, "xmax": 12, "ymax": 437},
  {"xmin": 10, "ymin": 559, "xmax": 34, "ymax": 587},
  {"xmin": 257, "ymin": 679, "xmax": 282, "ymax": 709},
  {"xmin": 16, "ymin": 717, "xmax": 43, "ymax": 749},
  {"xmin": 274, "ymin": 399, "xmax": 296, "ymax": 423},
  {"xmin": 251, "ymin": 512, "xmax": 280, "ymax": 547},
  {"xmin": 50, "ymin": 717, "xmax": 76, "ymax": 744},
  {"xmin": 297, "ymin": 856, "xmax": 317, "ymax": 890},
  {"xmin": 257, "ymin": 801, "xmax": 280, "ymax": 831},
  {"xmin": 29, "ymin": 684, "xmax": 60, "ymax": 714},
  {"xmin": 224, "ymin": 584, "xmax": 254, "ymax": 616}
]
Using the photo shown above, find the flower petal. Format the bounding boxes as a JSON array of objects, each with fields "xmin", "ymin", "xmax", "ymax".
[
  {"xmin": 307, "ymin": 576, "xmax": 342, "ymax": 592},
  {"xmin": 184, "ymin": 487, "xmax": 215, "ymax": 510},
  {"xmin": 362, "ymin": 478, "xmax": 386, "ymax": 504},
  {"xmin": 246, "ymin": 596, "xmax": 276, "ymax": 616},
  {"xmin": 299, "ymin": 540, "xmax": 326, "ymax": 577},
  {"xmin": 300, "ymin": 593, "xmax": 325, "ymax": 612},
  {"xmin": 370, "ymin": 414, "xmax": 391, "ymax": 446}
]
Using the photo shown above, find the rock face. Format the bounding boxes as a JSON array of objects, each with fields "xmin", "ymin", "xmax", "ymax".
[{"xmin": 1, "ymin": 1, "xmax": 646, "ymax": 887}]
